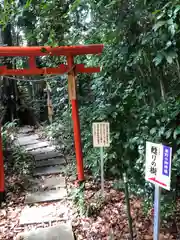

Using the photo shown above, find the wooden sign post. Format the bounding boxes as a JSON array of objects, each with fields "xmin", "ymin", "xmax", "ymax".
[{"xmin": 93, "ymin": 122, "xmax": 110, "ymax": 195}]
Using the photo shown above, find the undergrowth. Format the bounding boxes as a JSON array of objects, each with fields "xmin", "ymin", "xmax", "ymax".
[{"xmin": 2, "ymin": 121, "xmax": 34, "ymax": 176}]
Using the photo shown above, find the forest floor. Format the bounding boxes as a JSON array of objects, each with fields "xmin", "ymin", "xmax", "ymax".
[
  {"xmin": 0, "ymin": 176, "xmax": 177, "ymax": 240},
  {"xmin": 0, "ymin": 127, "xmax": 178, "ymax": 240}
]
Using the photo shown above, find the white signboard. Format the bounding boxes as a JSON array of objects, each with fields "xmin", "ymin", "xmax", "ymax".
[
  {"xmin": 145, "ymin": 141, "xmax": 172, "ymax": 190},
  {"xmin": 92, "ymin": 122, "xmax": 110, "ymax": 147}
]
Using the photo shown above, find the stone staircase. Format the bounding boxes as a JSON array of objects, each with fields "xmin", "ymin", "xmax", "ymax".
[{"xmin": 15, "ymin": 126, "xmax": 74, "ymax": 240}]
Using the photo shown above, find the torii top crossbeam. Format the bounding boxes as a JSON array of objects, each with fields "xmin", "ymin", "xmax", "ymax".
[
  {"xmin": 0, "ymin": 44, "xmax": 103, "ymax": 75},
  {"xmin": 0, "ymin": 44, "xmax": 103, "ymax": 56}
]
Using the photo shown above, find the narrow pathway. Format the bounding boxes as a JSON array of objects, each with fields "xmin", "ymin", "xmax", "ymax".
[{"xmin": 15, "ymin": 126, "xmax": 74, "ymax": 240}]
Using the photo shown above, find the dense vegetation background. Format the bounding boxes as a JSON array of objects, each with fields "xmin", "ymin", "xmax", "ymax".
[{"xmin": 0, "ymin": 0, "xmax": 179, "ymax": 219}]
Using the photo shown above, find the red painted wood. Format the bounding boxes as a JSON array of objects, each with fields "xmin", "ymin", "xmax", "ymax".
[
  {"xmin": 0, "ymin": 128, "xmax": 4, "ymax": 192},
  {"xmin": 71, "ymin": 99, "xmax": 84, "ymax": 181},
  {"xmin": 29, "ymin": 56, "xmax": 36, "ymax": 69},
  {"xmin": 0, "ymin": 44, "xmax": 104, "ymax": 56},
  {"xmin": 0, "ymin": 64, "xmax": 100, "ymax": 76},
  {"xmin": 68, "ymin": 56, "xmax": 84, "ymax": 181}
]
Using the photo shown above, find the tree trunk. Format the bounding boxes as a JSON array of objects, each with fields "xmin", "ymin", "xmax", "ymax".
[{"xmin": 1, "ymin": 23, "xmax": 17, "ymax": 122}]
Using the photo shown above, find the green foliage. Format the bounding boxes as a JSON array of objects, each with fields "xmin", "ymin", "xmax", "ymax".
[
  {"xmin": 44, "ymin": 109, "xmax": 74, "ymax": 157},
  {"xmin": 0, "ymin": 0, "xmax": 31, "ymax": 26},
  {"xmin": 70, "ymin": 182, "xmax": 86, "ymax": 216},
  {"xmin": 152, "ymin": 1, "xmax": 180, "ymax": 65},
  {"xmin": 1, "ymin": 121, "xmax": 17, "ymax": 149},
  {"xmin": 1, "ymin": 122, "xmax": 34, "ymax": 176},
  {"xmin": 11, "ymin": 145, "xmax": 34, "ymax": 175}
]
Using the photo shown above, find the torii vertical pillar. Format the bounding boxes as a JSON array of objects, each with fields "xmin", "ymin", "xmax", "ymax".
[
  {"xmin": 0, "ymin": 126, "xmax": 5, "ymax": 200},
  {"xmin": 67, "ymin": 56, "xmax": 84, "ymax": 181}
]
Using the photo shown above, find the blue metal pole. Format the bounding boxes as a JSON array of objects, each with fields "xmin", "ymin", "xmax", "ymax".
[{"xmin": 154, "ymin": 185, "xmax": 161, "ymax": 240}]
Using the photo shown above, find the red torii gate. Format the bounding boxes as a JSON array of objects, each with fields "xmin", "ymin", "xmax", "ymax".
[{"xmin": 0, "ymin": 44, "xmax": 104, "ymax": 195}]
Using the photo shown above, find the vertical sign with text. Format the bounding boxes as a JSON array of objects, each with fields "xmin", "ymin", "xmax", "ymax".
[
  {"xmin": 92, "ymin": 122, "xmax": 110, "ymax": 195},
  {"xmin": 145, "ymin": 141, "xmax": 172, "ymax": 190},
  {"xmin": 92, "ymin": 122, "xmax": 110, "ymax": 147},
  {"xmin": 156, "ymin": 145, "xmax": 172, "ymax": 190}
]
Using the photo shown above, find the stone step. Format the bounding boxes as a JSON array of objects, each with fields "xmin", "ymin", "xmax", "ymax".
[
  {"xmin": 35, "ymin": 152, "xmax": 62, "ymax": 161},
  {"xmin": 30, "ymin": 176, "xmax": 66, "ymax": 191},
  {"xmin": 19, "ymin": 139, "xmax": 41, "ymax": 147},
  {"xmin": 18, "ymin": 126, "xmax": 34, "ymax": 134},
  {"xmin": 29, "ymin": 146, "xmax": 56, "ymax": 155},
  {"xmin": 36, "ymin": 158, "xmax": 65, "ymax": 168},
  {"xmin": 25, "ymin": 142, "xmax": 49, "ymax": 151},
  {"xmin": 19, "ymin": 204, "xmax": 69, "ymax": 225},
  {"xmin": 33, "ymin": 165, "xmax": 62, "ymax": 176},
  {"xmin": 16, "ymin": 223, "xmax": 74, "ymax": 240},
  {"xmin": 17, "ymin": 134, "xmax": 40, "ymax": 142},
  {"xmin": 25, "ymin": 188, "xmax": 67, "ymax": 204}
]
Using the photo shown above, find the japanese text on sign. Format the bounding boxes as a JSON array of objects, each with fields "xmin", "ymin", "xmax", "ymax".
[
  {"xmin": 92, "ymin": 122, "xmax": 110, "ymax": 147},
  {"xmin": 162, "ymin": 146, "xmax": 170, "ymax": 177},
  {"xmin": 145, "ymin": 142, "xmax": 161, "ymax": 181},
  {"xmin": 150, "ymin": 146, "xmax": 158, "ymax": 175},
  {"xmin": 145, "ymin": 141, "xmax": 172, "ymax": 191}
]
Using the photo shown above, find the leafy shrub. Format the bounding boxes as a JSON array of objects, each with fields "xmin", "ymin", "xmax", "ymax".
[
  {"xmin": 2, "ymin": 121, "xmax": 34, "ymax": 176},
  {"xmin": 1, "ymin": 121, "xmax": 17, "ymax": 149},
  {"xmin": 12, "ymin": 145, "xmax": 34, "ymax": 176}
]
